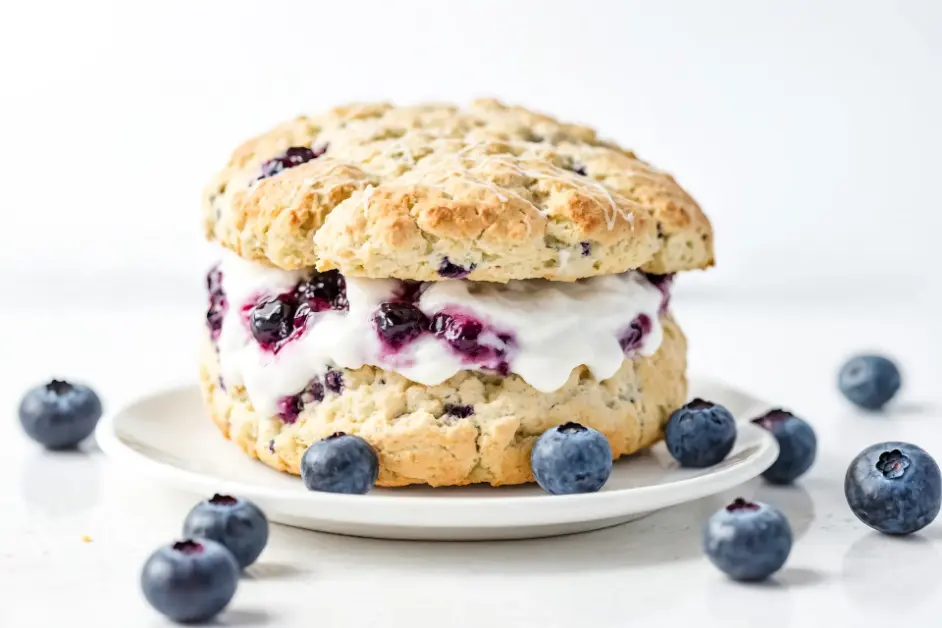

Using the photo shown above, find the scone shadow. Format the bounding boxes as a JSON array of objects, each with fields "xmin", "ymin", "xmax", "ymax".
[
  {"xmin": 267, "ymin": 477, "xmax": 815, "ymax": 573},
  {"xmin": 268, "ymin": 493, "xmax": 723, "ymax": 572}
]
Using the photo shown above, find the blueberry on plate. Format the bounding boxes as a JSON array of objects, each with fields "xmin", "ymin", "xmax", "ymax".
[
  {"xmin": 301, "ymin": 432, "xmax": 379, "ymax": 494},
  {"xmin": 664, "ymin": 399, "xmax": 736, "ymax": 468},
  {"xmin": 845, "ymin": 442, "xmax": 941, "ymax": 535},
  {"xmin": 703, "ymin": 498, "xmax": 792, "ymax": 582},
  {"xmin": 531, "ymin": 422, "xmax": 613, "ymax": 495},
  {"xmin": 18, "ymin": 380, "xmax": 103, "ymax": 449},
  {"xmin": 141, "ymin": 539, "xmax": 239, "ymax": 623},
  {"xmin": 838, "ymin": 354, "xmax": 901, "ymax": 410},
  {"xmin": 751, "ymin": 409, "xmax": 817, "ymax": 484},
  {"xmin": 183, "ymin": 494, "xmax": 269, "ymax": 569}
]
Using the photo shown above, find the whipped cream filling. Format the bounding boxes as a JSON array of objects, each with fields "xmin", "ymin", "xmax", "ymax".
[{"xmin": 215, "ymin": 253, "xmax": 667, "ymax": 417}]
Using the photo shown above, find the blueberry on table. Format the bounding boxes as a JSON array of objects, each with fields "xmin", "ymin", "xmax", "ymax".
[
  {"xmin": 845, "ymin": 442, "xmax": 941, "ymax": 535},
  {"xmin": 183, "ymin": 494, "xmax": 269, "ymax": 569},
  {"xmin": 703, "ymin": 498, "xmax": 792, "ymax": 582},
  {"xmin": 141, "ymin": 539, "xmax": 239, "ymax": 623},
  {"xmin": 838, "ymin": 354, "xmax": 901, "ymax": 410},
  {"xmin": 530, "ymin": 422, "xmax": 613, "ymax": 495},
  {"xmin": 751, "ymin": 409, "xmax": 817, "ymax": 484},
  {"xmin": 18, "ymin": 380, "xmax": 103, "ymax": 449},
  {"xmin": 664, "ymin": 399, "xmax": 736, "ymax": 468},
  {"xmin": 301, "ymin": 433, "xmax": 379, "ymax": 494}
]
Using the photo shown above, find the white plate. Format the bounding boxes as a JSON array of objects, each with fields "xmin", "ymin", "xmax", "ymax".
[{"xmin": 96, "ymin": 378, "xmax": 778, "ymax": 540}]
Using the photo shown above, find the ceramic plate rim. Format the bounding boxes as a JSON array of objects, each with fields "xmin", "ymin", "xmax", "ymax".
[{"xmin": 96, "ymin": 377, "xmax": 779, "ymax": 525}]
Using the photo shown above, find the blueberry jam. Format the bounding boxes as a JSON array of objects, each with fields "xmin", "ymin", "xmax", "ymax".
[
  {"xmin": 372, "ymin": 302, "xmax": 429, "ymax": 350},
  {"xmin": 431, "ymin": 311, "xmax": 512, "ymax": 374},
  {"xmin": 643, "ymin": 272, "xmax": 674, "ymax": 313},
  {"xmin": 438, "ymin": 258, "xmax": 475, "ymax": 279},
  {"xmin": 250, "ymin": 297, "xmax": 297, "ymax": 347},
  {"xmin": 431, "ymin": 312, "xmax": 485, "ymax": 356},
  {"xmin": 206, "ymin": 265, "xmax": 228, "ymax": 341},
  {"xmin": 618, "ymin": 314, "xmax": 652, "ymax": 354},
  {"xmin": 276, "ymin": 396, "xmax": 303, "ymax": 423},
  {"xmin": 224, "ymin": 264, "xmax": 671, "ymax": 413},
  {"xmin": 258, "ymin": 145, "xmax": 327, "ymax": 181},
  {"xmin": 295, "ymin": 270, "xmax": 348, "ymax": 312},
  {"xmin": 247, "ymin": 271, "xmax": 350, "ymax": 352}
]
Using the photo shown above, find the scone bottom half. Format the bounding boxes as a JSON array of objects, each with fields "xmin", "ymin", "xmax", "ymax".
[
  {"xmin": 201, "ymin": 314, "xmax": 688, "ymax": 488},
  {"xmin": 202, "ymin": 257, "xmax": 688, "ymax": 487},
  {"xmin": 203, "ymin": 99, "xmax": 714, "ymax": 282}
]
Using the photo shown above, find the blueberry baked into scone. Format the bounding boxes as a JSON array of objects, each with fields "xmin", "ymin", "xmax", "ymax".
[{"xmin": 200, "ymin": 99, "xmax": 714, "ymax": 487}]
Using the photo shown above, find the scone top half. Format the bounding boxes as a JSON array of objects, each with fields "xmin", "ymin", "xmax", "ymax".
[{"xmin": 204, "ymin": 99, "xmax": 714, "ymax": 282}]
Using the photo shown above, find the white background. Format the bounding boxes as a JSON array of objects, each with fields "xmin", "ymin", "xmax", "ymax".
[
  {"xmin": 1, "ymin": 0, "xmax": 940, "ymax": 302},
  {"xmin": 3, "ymin": 4, "xmax": 942, "ymax": 627}
]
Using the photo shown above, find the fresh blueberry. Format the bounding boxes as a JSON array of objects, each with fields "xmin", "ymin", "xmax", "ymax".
[
  {"xmin": 845, "ymin": 442, "xmax": 941, "ymax": 535},
  {"xmin": 438, "ymin": 257, "xmax": 475, "ymax": 279},
  {"xmin": 531, "ymin": 422, "xmax": 613, "ymax": 495},
  {"xmin": 182, "ymin": 494, "xmax": 269, "ymax": 569},
  {"xmin": 579, "ymin": 241, "xmax": 592, "ymax": 257},
  {"xmin": 664, "ymin": 399, "xmax": 736, "ymax": 468},
  {"xmin": 372, "ymin": 302, "xmax": 429, "ymax": 349},
  {"xmin": 258, "ymin": 145, "xmax": 327, "ymax": 180},
  {"xmin": 301, "ymin": 432, "xmax": 379, "ymax": 494},
  {"xmin": 839, "ymin": 354, "xmax": 901, "ymax": 410},
  {"xmin": 18, "ymin": 380, "xmax": 103, "ymax": 450},
  {"xmin": 618, "ymin": 314, "xmax": 652, "ymax": 354},
  {"xmin": 752, "ymin": 409, "xmax": 817, "ymax": 484},
  {"xmin": 703, "ymin": 498, "xmax": 792, "ymax": 582},
  {"xmin": 250, "ymin": 296, "xmax": 297, "ymax": 346},
  {"xmin": 141, "ymin": 539, "xmax": 239, "ymax": 623}
]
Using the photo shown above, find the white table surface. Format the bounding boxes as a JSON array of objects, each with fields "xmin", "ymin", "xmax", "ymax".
[{"xmin": 2, "ymin": 289, "xmax": 941, "ymax": 627}]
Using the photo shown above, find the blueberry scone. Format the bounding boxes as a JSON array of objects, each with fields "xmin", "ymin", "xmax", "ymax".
[{"xmin": 200, "ymin": 100, "xmax": 714, "ymax": 487}]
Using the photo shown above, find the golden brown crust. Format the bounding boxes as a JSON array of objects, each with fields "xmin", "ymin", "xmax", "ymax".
[
  {"xmin": 204, "ymin": 100, "xmax": 713, "ymax": 280},
  {"xmin": 199, "ymin": 315, "xmax": 688, "ymax": 487}
]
